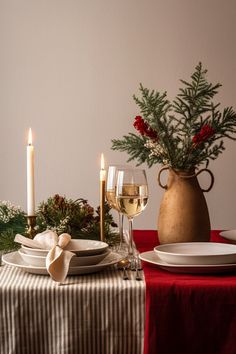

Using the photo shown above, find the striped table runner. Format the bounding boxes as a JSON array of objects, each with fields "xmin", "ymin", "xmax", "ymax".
[{"xmin": 0, "ymin": 264, "xmax": 145, "ymax": 354}]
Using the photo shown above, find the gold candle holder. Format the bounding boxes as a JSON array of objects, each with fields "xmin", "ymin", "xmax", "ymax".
[
  {"xmin": 100, "ymin": 153, "xmax": 106, "ymax": 242},
  {"xmin": 100, "ymin": 179, "xmax": 105, "ymax": 242},
  {"xmin": 26, "ymin": 215, "xmax": 37, "ymax": 239}
]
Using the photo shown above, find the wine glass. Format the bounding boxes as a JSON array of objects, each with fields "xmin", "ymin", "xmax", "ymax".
[
  {"xmin": 106, "ymin": 165, "xmax": 127, "ymax": 253},
  {"xmin": 116, "ymin": 168, "xmax": 148, "ymax": 258}
]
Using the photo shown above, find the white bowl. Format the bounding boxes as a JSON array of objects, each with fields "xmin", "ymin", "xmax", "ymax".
[
  {"xmin": 21, "ymin": 239, "xmax": 109, "ymax": 257},
  {"xmin": 220, "ymin": 230, "xmax": 236, "ymax": 242},
  {"xmin": 18, "ymin": 248, "xmax": 110, "ymax": 267},
  {"xmin": 154, "ymin": 242, "xmax": 236, "ymax": 265}
]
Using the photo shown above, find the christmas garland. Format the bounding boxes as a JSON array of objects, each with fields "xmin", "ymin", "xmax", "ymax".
[{"xmin": 0, "ymin": 195, "xmax": 118, "ymax": 252}]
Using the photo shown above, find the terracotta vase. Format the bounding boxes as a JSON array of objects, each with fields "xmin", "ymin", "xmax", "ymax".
[{"xmin": 157, "ymin": 167, "xmax": 214, "ymax": 244}]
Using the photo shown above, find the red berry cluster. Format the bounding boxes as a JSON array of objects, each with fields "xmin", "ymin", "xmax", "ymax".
[
  {"xmin": 133, "ymin": 116, "xmax": 157, "ymax": 139},
  {"xmin": 192, "ymin": 125, "xmax": 215, "ymax": 144}
]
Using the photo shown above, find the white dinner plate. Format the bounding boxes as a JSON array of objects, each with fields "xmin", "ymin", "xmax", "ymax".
[
  {"xmin": 220, "ymin": 230, "xmax": 236, "ymax": 242},
  {"xmin": 22, "ymin": 239, "xmax": 109, "ymax": 257},
  {"xmin": 2, "ymin": 251, "xmax": 123, "ymax": 276},
  {"xmin": 154, "ymin": 242, "xmax": 236, "ymax": 265},
  {"xmin": 139, "ymin": 251, "xmax": 236, "ymax": 274},
  {"xmin": 18, "ymin": 248, "xmax": 109, "ymax": 267}
]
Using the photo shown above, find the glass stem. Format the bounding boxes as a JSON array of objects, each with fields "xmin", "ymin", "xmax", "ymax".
[
  {"xmin": 128, "ymin": 217, "xmax": 134, "ymax": 257},
  {"xmin": 118, "ymin": 212, "xmax": 124, "ymax": 248}
]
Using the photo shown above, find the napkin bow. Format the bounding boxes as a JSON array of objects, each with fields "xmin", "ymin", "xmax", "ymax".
[{"xmin": 15, "ymin": 230, "xmax": 75, "ymax": 282}]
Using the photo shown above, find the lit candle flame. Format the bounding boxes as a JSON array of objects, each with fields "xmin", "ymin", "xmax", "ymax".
[
  {"xmin": 101, "ymin": 153, "xmax": 105, "ymax": 170},
  {"xmin": 28, "ymin": 128, "xmax": 33, "ymax": 145}
]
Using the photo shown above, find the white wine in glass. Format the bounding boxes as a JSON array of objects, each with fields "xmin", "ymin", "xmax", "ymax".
[
  {"xmin": 117, "ymin": 184, "xmax": 148, "ymax": 217},
  {"xmin": 116, "ymin": 169, "xmax": 148, "ymax": 258}
]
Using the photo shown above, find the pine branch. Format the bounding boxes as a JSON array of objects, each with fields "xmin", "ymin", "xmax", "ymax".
[
  {"xmin": 0, "ymin": 229, "xmax": 20, "ymax": 252},
  {"xmin": 192, "ymin": 141, "xmax": 225, "ymax": 168},
  {"xmin": 173, "ymin": 62, "xmax": 221, "ymax": 125},
  {"xmin": 133, "ymin": 83, "xmax": 171, "ymax": 121},
  {"xmin": 111, "ymin": 134, "xmax": 161, "ymax": 167}
]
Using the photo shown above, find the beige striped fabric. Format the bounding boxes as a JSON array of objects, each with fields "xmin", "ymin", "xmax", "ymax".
[{"xmin": 0, "ymin": 265, "xmax": 145, "ymax": 354}]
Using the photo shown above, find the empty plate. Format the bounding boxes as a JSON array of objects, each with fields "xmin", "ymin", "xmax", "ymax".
[
  {"xmin": 3, "ymin": 251, "xmax": 123, "ymax": 275},
  {"xmin": 139, "ymin": 251, "xmax": 236, "ymax": 274}
]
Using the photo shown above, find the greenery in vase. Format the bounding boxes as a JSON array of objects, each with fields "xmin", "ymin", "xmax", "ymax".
[{"xmin": 111, "ymin": 63, "xmax": 236, "ymax": 171}]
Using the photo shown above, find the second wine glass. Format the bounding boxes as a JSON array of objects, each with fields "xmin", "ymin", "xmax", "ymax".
[
  {"xmin": 116, "ymin": 168, "xmax": 148, "ymax": 258},
  {"xmin": 106, "ymin": 165, "xmax": 126, "ymax": 253}
]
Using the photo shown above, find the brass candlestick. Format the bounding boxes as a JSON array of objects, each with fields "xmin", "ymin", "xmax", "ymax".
[
  {"xmin": 100, "ymin": 179, "xmax": 105, "ymax": 242},
  {"xmin": 26, "ymin": 215, "xmax": 37, "ymax": 239}
]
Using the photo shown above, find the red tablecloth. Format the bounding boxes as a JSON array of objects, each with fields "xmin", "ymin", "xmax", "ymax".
[{"xmin": 133, "ymin": 230, "xmax": 236, "ymax": 354}]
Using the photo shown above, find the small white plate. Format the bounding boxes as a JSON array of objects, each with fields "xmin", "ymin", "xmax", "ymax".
[
  {"xmin": 2, "ymin": 251, "xmax": 123, "ymax": 276},
  {"xmin": 22, "ymin": 239, "xmax": 109, "ymax": 257},
  {"xmin": 154, "ymin": 242, "xmax": 236, "ymax": 265},
  {"xmin": 139, "ymin": 251, "xmax": 236, "ymax": 274},
  {"xmin": 18, "ymin": 248, "xmax": 109, "ymax": 267},
  {"xmin": 220, "ymin": 230, "xmax": 236, "ymax": 242}
]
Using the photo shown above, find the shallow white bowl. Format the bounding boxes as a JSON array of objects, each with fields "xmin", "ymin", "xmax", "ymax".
[
  {"xmin": 21, "ymin": 239, "xmax": 108, "ymax": 257},
  {"xmin": 154, "ymin": 242, "xmax": 236, "ymax": 265},
  {"xmin": 220, "ymin": 230, "xmax": 236, "ymax": 242},
  {"xmin": 18, "ymin": 248, "xmax": 109, "ymax": 267}
]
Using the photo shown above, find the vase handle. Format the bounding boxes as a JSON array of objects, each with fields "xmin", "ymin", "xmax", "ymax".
[
  {"xmin": 157, "ymin": 166, "xmax": 169, "ymax": 189},
  {"xmin": 195, "ymin": 168, "xmax": 214, "ymax": 192}
]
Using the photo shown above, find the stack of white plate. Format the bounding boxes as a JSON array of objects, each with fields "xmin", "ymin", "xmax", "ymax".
[
  {"xmin": 139, "ymin": 242, "xmax": 236, "ymax": 274},
  {"xmin": 2, "ymin": 239, "xmax": 123, "ymax": 275}
]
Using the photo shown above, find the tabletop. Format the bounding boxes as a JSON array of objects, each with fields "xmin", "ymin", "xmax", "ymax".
[{"xmin": 1, "ymin": 230, "xmax": 236, "ymax": 354}]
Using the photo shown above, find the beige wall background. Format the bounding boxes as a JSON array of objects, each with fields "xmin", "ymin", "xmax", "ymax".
[{"xmin": 0, "ymin": 0, "xmax": 236, "ymax": 230}]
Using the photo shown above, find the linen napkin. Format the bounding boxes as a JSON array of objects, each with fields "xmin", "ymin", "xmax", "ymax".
[{"xmin": 15, "ymin": 230, "xmax": 75, "ymax": 282}]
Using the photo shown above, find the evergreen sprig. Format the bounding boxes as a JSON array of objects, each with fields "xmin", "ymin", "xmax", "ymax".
[
  {"xmin": 111, "ymin": 62, "xmax": 236, "ymax": 170},
  {"xmin": 0, "ymin": 201, "xmax": 27, "ymax": 252},
  {"xmin": 36, "ymin": 195, "xmax": 118, "ymax": 244}
]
